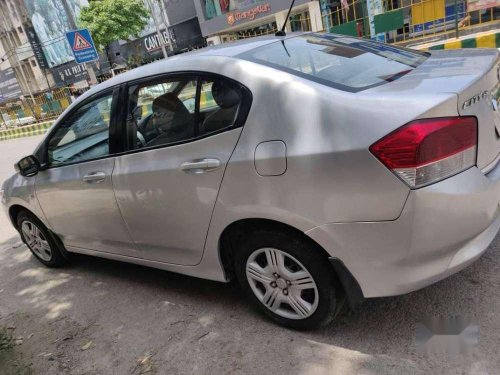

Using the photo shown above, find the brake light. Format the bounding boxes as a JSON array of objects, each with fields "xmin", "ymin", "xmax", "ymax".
[{"xmin": 370, "ymin": 117, "xmax": 477, "ymax": 188}]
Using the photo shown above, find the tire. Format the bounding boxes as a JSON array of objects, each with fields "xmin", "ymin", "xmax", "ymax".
[
  {"xmin": 234, "ymin": 229, "xmax": 341, "ymax": 330},
  {"xmin": 16, "ymin": 210, "xmax": 66, "ymax": 267}
]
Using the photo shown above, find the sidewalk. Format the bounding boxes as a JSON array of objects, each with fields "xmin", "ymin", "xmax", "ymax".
[{"xmin": 411, "ymin": 28, "xmax": 499, "ymax": 51}]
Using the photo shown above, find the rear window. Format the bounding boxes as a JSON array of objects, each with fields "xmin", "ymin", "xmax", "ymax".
[{"xmin": 239, "ymin": 33, "xmax": 429, "ymax": 92}]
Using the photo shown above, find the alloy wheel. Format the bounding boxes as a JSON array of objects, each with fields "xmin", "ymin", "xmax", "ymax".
[
  {"xmin": 246, "ymin": 248, "xmax": 319, "ymax": 320},
  {"xmin": 21, "ymin": 221, "xmax": 52, "ymax": 262}
]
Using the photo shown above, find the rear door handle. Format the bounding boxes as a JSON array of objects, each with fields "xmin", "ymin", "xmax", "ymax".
[
  {"xmin": 83, "ymin": 172, "xmax": 106, "ymax": 183},
  {"xmin": 180, "ymin": 159, "xmax": 220, "ymax": 174}
]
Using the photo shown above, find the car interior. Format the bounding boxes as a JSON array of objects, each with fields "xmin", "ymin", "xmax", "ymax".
[{"xmin": 131, "ymin": 79, "xmax": 241, "ymax": 149}]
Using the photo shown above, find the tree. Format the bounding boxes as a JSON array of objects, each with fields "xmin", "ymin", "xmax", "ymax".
[{"xmin": 78, "ymin": 0, "xmax": 150, "ymax": 64}]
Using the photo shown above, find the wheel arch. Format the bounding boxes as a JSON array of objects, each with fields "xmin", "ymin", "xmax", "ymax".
[
  {"xmin": 9, "ymin": 203, "xmax": 69, "ymax": 260},
  {"xmin": 8, "ymin": 204, "xmax": 35, "ymax": 230},
  {"xmin": 218, "ymin": 218, "xmax": 364, "ymax": 309}
]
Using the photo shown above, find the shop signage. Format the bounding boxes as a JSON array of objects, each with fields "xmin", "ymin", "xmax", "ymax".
[
  {"xmin": 25, "ymin": 25, "xmax": 49, "ymax": 70},
  {"xmin": 226, "ymin": 3, "xmax": 272, "ymax": 26},
  {"xmin": 143, "ymin": 30, "xmax": 171, "ymax": 53},
  {"xmin": 50, "ymin": 60, "xmax": 106, "ymax": 87}
]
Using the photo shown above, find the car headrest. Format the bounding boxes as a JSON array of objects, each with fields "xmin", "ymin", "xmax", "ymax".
[
  {"xmin": 151, "ymin": 93, "xmax": 191, "ymax": 133},
  {"xmin": 211, "ymin": 81, "xmax": 239, "ymax": 109},
  {"xmin": 152, "ymin": 93, "xmax": 190, "ymax": 116}
]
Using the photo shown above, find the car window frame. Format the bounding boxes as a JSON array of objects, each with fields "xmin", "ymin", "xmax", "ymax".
[
  {"xmin": 120, "ymin": 71, "xmax": 253, "ymax": 154},
  {"xmin": 41, "ymin": 86, "xmax": 122, "ymax": 169}
]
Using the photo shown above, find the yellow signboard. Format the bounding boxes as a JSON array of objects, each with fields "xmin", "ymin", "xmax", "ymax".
[{"xmin": 412, "ymin": 0, "xmax": 445, "ymax": 25}]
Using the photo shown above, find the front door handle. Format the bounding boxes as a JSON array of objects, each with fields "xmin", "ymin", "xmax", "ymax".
[
  {"xmin": 83, "ymin": 171, "xmax": 106, "ymax": 183},
  {"xmin": 180, "ymin": 159, "xmax": 220, "ymax": 174}
]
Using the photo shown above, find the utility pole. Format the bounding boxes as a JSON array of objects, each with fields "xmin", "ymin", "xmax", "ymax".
[
  {"xmin": 146, "ymin": 0, "xmax": 168, "ymax": 59},
  {"xmin": 60, "ymin": 0, "xmax": 98, "ymax": 85},
  {"xmin": 158, "ymin": 0, "xmax": 172, "ymax": 51}
]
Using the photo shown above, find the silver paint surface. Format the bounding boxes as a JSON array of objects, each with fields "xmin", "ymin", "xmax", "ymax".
[{"xmin": 2, "ymin": 34, "xmax": 499, "ymax": 298}]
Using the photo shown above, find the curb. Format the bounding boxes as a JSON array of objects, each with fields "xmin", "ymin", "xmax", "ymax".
[
  {"xmin": 414, "ymin": 30, "xmax": 500, "ymax": 51},
  {"xmin": 0, "ymin": 122, "xmax": 53, "ymax": 141}
]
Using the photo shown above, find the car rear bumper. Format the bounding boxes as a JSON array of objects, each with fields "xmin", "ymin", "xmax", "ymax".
[{"xmin": 306, "ymin": 164, "xmax": 500, "ymax": 298}]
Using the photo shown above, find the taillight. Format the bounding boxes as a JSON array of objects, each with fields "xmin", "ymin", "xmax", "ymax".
[{"xmin": 370, "ymin": 117, "xmax": 478, "ymax": 188}]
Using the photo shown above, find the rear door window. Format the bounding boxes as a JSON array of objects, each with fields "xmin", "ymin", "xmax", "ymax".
[
  {"xmin": 125, "ymin": 76, "xmax": 244, "ymax": 150},
  {"xmin": 239, "ymin": 34, "xmax": 429, "ymax": 92}
]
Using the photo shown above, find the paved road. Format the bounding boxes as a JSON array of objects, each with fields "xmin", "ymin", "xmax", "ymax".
[{"xmin": 0, "ymin": 135, "xmax": 499, "ymax": 374}]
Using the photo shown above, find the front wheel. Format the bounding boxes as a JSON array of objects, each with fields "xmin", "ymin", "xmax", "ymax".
[
  {"xmin": 17, "ymin": 211, "xmax": 66, "ymax": 267},
  {"xmin": 234, "ymin": 229, "xmax": 341, "ymax": 329}
]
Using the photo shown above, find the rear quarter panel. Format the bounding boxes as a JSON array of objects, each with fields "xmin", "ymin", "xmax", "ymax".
[
  {"xmin": 208, "ymin": 58, "xmax": 460, "ymax": 226},
  {"xmin": 198, "ymin": 57, "xmax": 468, "ymax": 280}
]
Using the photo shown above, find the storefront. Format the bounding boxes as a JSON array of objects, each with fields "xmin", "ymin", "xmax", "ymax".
[
  {"xmin": 0, "ymin": 68, "xmax": 23, "ymax": 104},
  {"xmin": 108, "ymin": 1, "xmax": 205, "ymax": 67},
  {"xmin": 194, "ymin": 0, "xmax": 324, "ymax": 44}
]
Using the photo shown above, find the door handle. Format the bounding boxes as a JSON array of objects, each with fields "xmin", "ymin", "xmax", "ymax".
[
  {"xmin": 180, "ymin": 159, "xmax": 220, "ymax": 174},
  {"xmin": 83, "ymin": 172, "xmax": 106, "ymax": 183}
]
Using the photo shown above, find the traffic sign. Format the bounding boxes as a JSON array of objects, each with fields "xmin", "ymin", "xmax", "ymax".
[{"xmin": 66, "ymin": 29, "xmax": 98, "ymax": 64}]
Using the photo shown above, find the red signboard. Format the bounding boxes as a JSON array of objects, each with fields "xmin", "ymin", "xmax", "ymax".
[{"xmin": 226, "ymin": 3, "xmax": 272, "ymax": 26}]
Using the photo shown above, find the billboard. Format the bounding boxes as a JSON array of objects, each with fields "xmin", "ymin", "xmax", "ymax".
[{"xmin": 25, "ymin": 0, "xmax": 89, "ymax": 68}]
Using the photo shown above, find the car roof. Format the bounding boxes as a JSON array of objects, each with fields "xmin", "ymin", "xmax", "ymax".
[{"xmin": 76, "ymin": 33, "xmax": 307, "ymax": 102}]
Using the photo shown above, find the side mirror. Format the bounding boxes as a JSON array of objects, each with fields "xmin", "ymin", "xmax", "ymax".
[{"xmin": 15, "ymin": 156, "xmax": 40, "ymax": 177}]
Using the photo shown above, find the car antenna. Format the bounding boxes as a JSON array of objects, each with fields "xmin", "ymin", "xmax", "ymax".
[{"xmin": 275, "ymin": 0, "xmax": 295, "ymax": 37}]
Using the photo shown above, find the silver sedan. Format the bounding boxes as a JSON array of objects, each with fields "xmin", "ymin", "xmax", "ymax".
[{"xmin": 2, "ymin": 33, "xmax": 499, "ymax": 329}]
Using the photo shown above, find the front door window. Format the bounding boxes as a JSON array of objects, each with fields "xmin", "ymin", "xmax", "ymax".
[{"xmin": 47, "ymin": 94, "xmax": 113, "ymax": 166}]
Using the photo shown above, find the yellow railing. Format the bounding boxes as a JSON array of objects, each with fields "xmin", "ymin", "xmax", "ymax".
[
  {"xmin": 321, "ymin": 0, "xmax": 499, "ymax": 44},
  {"xmin": 0, "ymin": 69, "xmax": 133, "ymax": 128},
  {"xmin": 0, "ymin": 87, "xmax": 75, "ymax": 128}
]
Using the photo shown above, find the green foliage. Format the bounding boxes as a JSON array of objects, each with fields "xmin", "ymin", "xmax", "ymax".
[{"xmin": 78, "ymin": 0, "xmax": 150, "ymax": 51}]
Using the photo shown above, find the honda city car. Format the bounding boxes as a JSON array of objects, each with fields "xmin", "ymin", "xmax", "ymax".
[{"xmin": 2, "ymin": 33, "xmax": 499, "ymax": 329}]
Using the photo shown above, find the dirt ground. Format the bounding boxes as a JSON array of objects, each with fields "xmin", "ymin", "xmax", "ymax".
[{"xmin": 1, "ymin": 136, "xmax": 499, "ymax": 374}]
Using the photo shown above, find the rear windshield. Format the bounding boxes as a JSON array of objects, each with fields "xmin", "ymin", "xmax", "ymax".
[{"xmin": 238, "ymin": 33, "xmax": 429, "ymax": 92}]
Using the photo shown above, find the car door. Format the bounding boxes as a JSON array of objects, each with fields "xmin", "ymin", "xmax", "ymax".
[
  {"xmin": 112, "ymin": 73, "xmax": 251, "ymax": 265},
  {"xmin": 35, "ymin": 88, "xmax": 139, "ymax": 257}
]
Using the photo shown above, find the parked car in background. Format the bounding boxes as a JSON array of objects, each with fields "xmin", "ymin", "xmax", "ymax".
[{"xmin": 2, "ymin": 33, "xmax": 499, "ymax": 329}]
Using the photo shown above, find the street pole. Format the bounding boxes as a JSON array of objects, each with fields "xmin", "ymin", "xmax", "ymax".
[
  {"xmin": 0, "ymin": 85, "xmax": 6, "ymax": 128},
  {"xmin": 158, "ymin": 0, "xmax": 172, "ymax": 51},
  {"xmin": 454, "ymin": 0, "xmax": 459, "ymax": 39},
  {"xmin": 5, "ymin": 32, "xmax": 36, "ymax": 104},
  {"xmin": 61, "ymin": 0, "xmax": 98, "ymax": 86},
  {"xmin": 43, "ymin": 68, "xmax": 56, "ymax": 117},
  {"xmin": 147, "ymin": 0, "xmax": 168, "ymax": 59}
]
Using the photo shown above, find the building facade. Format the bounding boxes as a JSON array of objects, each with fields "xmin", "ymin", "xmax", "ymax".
[
  {"xmin": 194, "ymin": 0, "xmax": 323, "ymax": 44},
  {"xmin": 0, "ymin": 0, "xmax": 51, "ymax": 99},
  {"xmin": 110, "ymin": 0, "xmax": 205, "ymax": 68}
]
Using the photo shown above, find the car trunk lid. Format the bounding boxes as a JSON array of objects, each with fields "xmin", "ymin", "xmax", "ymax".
[{"xmin": 367, "ymin": 48, "xmax": 500, "ymax": 170}]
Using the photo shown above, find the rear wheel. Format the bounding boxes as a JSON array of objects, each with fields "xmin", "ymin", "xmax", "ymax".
[
  {"xmin": 17, "ymin": 211, "xmax": 66, "ymax": 267},
  {"xmin": 234, "ymin": 229, "xmax": 341, "ymax": 329}
]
